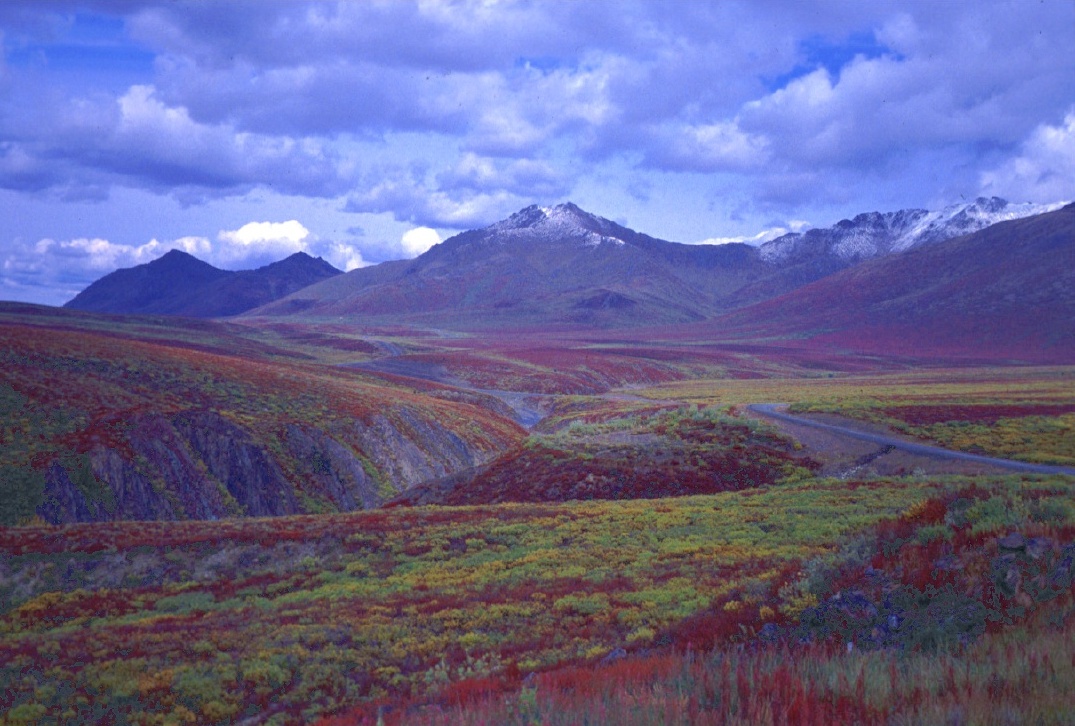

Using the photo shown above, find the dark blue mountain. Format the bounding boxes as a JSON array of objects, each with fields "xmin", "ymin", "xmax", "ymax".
[{"xmin": 65, "ymin": 250, "xmax": 341, "ymax": 317}]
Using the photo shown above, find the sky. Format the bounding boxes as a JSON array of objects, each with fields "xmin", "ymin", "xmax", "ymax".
[{"xmin": 1, "ymin": 0, "xmax": 1073, "ymax": 306}]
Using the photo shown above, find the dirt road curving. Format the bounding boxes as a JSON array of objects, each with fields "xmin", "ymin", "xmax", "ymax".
[{"xmin": 749, "ymin": 403, "xmax": 1075, "ymax": 477}]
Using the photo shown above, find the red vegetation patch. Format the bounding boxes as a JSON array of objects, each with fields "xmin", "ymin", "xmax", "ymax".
[
  {"xmin": 0, "ymin": 505, "xmax": 558, "ymax": 556},
  {"xmin": 413, "ymin": 417, "xmax": 815, "ymax": 505},
  {"xmin": 882, "ymin": 404, "xmax": 1075, "ymax": 426}
]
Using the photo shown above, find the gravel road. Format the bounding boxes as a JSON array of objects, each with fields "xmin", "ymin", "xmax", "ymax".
[{"xmin": 749, "ymin": 403, "xmax": 1075, "ymax": 477}]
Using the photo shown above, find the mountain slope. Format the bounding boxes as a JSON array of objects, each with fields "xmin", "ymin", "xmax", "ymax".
[
  {"xmin": 252, "ymin": 198, "xmax": 1062, "ymax": 330},
  {"xmin": 758, "ymin": 197, "xmax": 1063, "ymax": 264},
  {"xmin": 64, "ymin": 250, "xmax": 342, "ymax": 317},
  {"xmin": 250, "ymin": 203, "xmax": 768, "ymax": 328},
  {"xmin": 730, "ymin": 197, "xmax": 1065, "ymax": 307},
  {"xmin": 717, "ymin": 203, "xmax": 1075, "ymax": 360}
]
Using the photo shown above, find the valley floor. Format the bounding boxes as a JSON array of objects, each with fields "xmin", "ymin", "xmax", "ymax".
[{"xmin": 2, "ymin": 305, "xmax": 1074, "ymax": 724}]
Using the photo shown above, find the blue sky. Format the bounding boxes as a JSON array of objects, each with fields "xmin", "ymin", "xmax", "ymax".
[{"xmin": 1, "ymin": 0, "xmax": 1073, "ymax": 305}]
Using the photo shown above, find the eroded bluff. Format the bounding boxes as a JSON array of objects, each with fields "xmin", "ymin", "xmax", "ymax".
[{"xmin": 37, "ymin": 407, "xmax": 521, "ymax": 524}]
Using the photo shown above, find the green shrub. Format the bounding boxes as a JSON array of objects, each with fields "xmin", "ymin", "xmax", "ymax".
[
  {"xmin": 916, "ymin": 524, "xmax": 953, "ymax": 544},
  {"xmin": 5, "ymin": 702, "xmax": 48, "ymax": 725},
  {"xmin": 0, "ymin": 464, "xmax": 45, "ymax": 526},
  {"xmin": 1027, "ymin": 497, "xmax": 1072, "ymax": 525},
  {"xmin": 553, "ymin": 593, "xmax": 610, "ymax": 616},
  {"xmin": 155, "ymin": 591, "xmax": 217, "ymax": 613},
  {"xmin": 965, "ymin": 496, "xmax": 1020, "ymax": 535}
]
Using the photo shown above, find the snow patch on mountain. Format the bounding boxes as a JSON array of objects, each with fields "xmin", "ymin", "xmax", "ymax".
[
  {"xmin": 483, "ymin": 203, "xmax": 627, "ymax": 248},
  {"xmin": 759, "ymin": 197, "xmax": 1066, "ymax": 264},
  {"xmin": 891, "ymin": 198, "xmax": 1067, "ymax": 251}
]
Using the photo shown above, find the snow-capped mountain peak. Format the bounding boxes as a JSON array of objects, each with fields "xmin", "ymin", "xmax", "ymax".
[
  {"xmin": 481, "ymin": 203, "xmax": 627, "ymax": 247},
  {"xmin": 758, "ymin": 197, "xmax": 1067, "ymax": 264},
  {"xmin": 892, "ymin": 197, "xmax": 1067, "ymax": 251}
]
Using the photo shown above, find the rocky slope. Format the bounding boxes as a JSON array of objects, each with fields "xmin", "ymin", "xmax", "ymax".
[
  {"xmin": 0, "ymin": 306, "xmax": 523, "ymax": 525},
  {"xmin": 35, "ymin": 406, "xmax": 510, "ymax": 524}
]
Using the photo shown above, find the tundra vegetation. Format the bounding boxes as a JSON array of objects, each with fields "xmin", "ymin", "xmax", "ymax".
[{"xmin": 1, "ymin": 305, "xmax": 1073, "ymax": 724}]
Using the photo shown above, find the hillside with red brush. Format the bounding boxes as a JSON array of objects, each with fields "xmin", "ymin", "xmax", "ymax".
[
  {"xmin": 711, "ymin": 204, "xmax": 1075, "ymax": 362},
  {"xmin": 0, "ymin": 305, "xmax": 523, "ymax": 525}
]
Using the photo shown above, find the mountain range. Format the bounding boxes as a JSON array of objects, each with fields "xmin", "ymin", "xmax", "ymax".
[
  {"xmin": 64, "ymin": 250, "xmax": 341, "ymax": 317},
  {"xmin": 251, "ymin": 202, "xmax": 768, "ymax": 326},
  {"xmin": 247, "ymin": 197, "xmax": 1065, "ymax": 330},
  {"xmin": 62, "ymin": 197, "xmax": 1072, "ymax": 360},
  {"xmin": 729, "ymin": 197, "xmax": 1067, "ymax": 308},
  {"xmin": 758, "ymin": 197, "xmax": 1065, "ymax": 264},
  {"xmin": 714, "ymin": 201, "xmax": 1075, "ymax": 360}
]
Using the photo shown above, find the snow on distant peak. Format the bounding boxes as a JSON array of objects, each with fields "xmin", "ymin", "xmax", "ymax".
[
  {"xmin": 758, "ymin": 197, "xmax": 1067, "ymax": 264},
  {"xmin": 892, "ymin": 197, "xmax": 1068, "ymax": 251},
  {"xmin": 485, "ymin": 203, "xmax": 627, "ymax": 248}
]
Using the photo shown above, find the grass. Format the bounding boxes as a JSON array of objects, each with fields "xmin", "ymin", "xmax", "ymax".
[
  {"xmin": 370, "ymin": 480, "xmax": 1075, "ymax": 725},
  {"xmin": 3, "ymin": 305, "xmax": 1074, "ymax": 723},
  {"xmin": 770, "ymin": 368, "xmax": 1075, "ymax": 466},
  {"xmin": 397, "ymin": 615, "xmax": 1075, "ymax": 726},
  {"xmin": 632, "ymin": 366, "xmax": 1075, "ymax": 408},
  {"xmin": 3, "ymin": 474, "xmax": 1074, "ymax": 723}
]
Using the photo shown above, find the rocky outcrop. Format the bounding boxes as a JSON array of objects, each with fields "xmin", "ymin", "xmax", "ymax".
[
  {"xmin": 173, "ymin": 410, "xmax": 300, "ymax": 517},
  {"xmin": 35, "ymin": 405, "xmax": 517, "ymax": 524},
  {"xmin": 350, "ymin": 408, "xmax": 485, "ymax": 493},
  {"xmin": 127, "ymin": 413, "xmax": 237, "ymax": 519},
  {"xmin": 40, "ymin": 442, "xmax": 201, "ymax": 523},
  {"xmin": 39, "ymin": 417, "xmax": 232, "ymax": 524},
  {"xmin": 285, "ymin": 425, "xmax": 383, "ymax": 511},
  {"xmin": 39, "ymin": 456, "xmax": 124, "ymax": 524}
]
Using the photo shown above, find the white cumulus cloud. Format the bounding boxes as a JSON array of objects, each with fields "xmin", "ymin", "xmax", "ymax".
[
  {"xmin": 216, "ymin": 220, "xmax": 310, "ymax": 263},
  {"xmin": 979, "ymin": 111, "xmax": 1075, "ymax": 204},
  {"xmin": 321, "ymin": 241, "xmax": 368, "ymax": 271},
  {"xmin": 345, "ymin": 166, "xmax": 523, "ymax": 228},
  {"xmin": 214, "ymin": 220, "xmax": 369, "ymax": 271},
  {"xmin": 32, "ymin": 235, "xmax": 210, "ymax": 271},
  {"xmin": 695, "ymin": 220, "xmax": 810, "ymax": 246},
  {"xmin": 400, "ymin": 227, "xmax": 442, "ymax": 257},
  {"xmin": 650, "ymin": 119, "xmax": 771, "ymax": 173}
]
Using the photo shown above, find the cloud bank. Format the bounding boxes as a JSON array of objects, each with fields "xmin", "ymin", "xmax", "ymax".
[
  {"xmin": 0, "ymin": 0, "xmax": 1072, "ymax": 303},
  {"xmin": 1, "ymin": 220, "xmax": 367, "ymax": 306}
]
